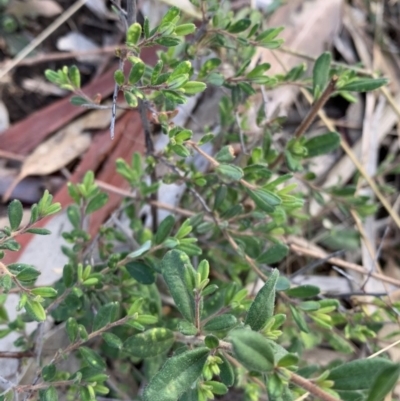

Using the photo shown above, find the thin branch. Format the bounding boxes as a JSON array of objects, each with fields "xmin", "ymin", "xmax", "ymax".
[
  {"xmin": 49, "ymin": 315, "xmax": 133, "ymax": 366},
  {"xmin": 287, "ymin": 371, "xmax": 340, "ymax": 401},
  {"xmin": 126, "ymin": 0, "xmax": 136, "ymax": 26},
  {"xmin": 289, "ymin": 242, "xmax": 400, "ymax": 287},
  {"xmin": 0, "ymin": 351, "xmax": 35, "ymax": 359},
  {"xmin": 270, "ymin": 77, "xmax": 338, "ymax": 169}
]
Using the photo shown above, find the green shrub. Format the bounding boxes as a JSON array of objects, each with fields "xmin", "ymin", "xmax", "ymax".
[{"xmin": 0, "ymin": 1, "xmax": 397, "ymax": 401}]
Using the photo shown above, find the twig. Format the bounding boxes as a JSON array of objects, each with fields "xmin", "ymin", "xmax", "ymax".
[
  {"xmin": 126, "ymin": 0, "xmax": 136, "ymax": 26},
  {"xmin": 0, "ymin": 351, "xmax": 34, "ymax": 359},
  {"xmin": 0, "ymin": 46, "xmax": 125, "ymax": 68},
  {"xmin": 49, "ymin": 315, "xmax": 133, "ymax": 366},
  {"xmin": 289, "ymin": 242, "xmax": 400, "ymax": 287},
  {"xmin": 0, "ymin": 0, "xmax": 87, "ymax": 81},
  {"xmin": 235, "ymin": 112, "xmax": 248, "ymax": 155},
  {"xmin": 186, "ymin": 141, "xmax": 257, "ymax": 190},
  {"xmin": 287, "ymin": 371, "xmax": 340, "ymax": 401},
  {"xmin": 290, "ymin": 250, "xmax": 346, "ymax": 279},
  {"xmin": 17, "ymin": 380, "xmax": 75, "ymax": 393},
  {"xmin": 298, "ymin": 80, "xmax": 400, "ymax": 230},
  {"xmin": 278, "ymin": 46, "xmax": 400, "ymax": 122},
  {"xmin": 269, "ymin": 77, "xmax": 338, "ymax": 169}
]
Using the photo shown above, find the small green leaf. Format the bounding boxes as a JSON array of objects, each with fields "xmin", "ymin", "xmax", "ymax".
[
  {"xmin": 198, "ymin": 58, "xmax": 221, "ymax": 79},
  {"xmin": 203, "ymin": 314, "xmax": 237, "ymax": 332},
  {"xmin": 102, "ymin": 332, "xmax": 123, "ymax": 349},
  {"xmin": 128, "ymin": 240, "xmax": 151, "ymax": 259},
  {"xmin": 171, "ymin": 144, "xmax": 190, "ymax": 157},
  {"xmin": 245, "ymin": 269, "xmax": 278, "ymax": 331},
  {"xmin": 304, "ymin": 132, "xmax": 341, "ymax": 158},
  {"xmin": 215, "ymin": 146, "xmax": 235, "ymax": 163},
  {"xmin": 285, "ymin": 285, "xmax": 320, "ymax": 298},
  {"xmin": 16, "ymin": 267, "xmax": 41, "ymax": 282},
  {"xmin": 86, "ymin": 192, "xmax": 109, "ymax": 214},
  {"xmin": 114, "ymin": 70, "xmax": 125, "ymax": 86},
  {"xmin": 167, "ymin": 74, "xmax": 189, "ymax": 90},
  {"xmin": 298, "ymin": 301, "xmax": 320, "ymax": 311},
  {"xmin": 31, "ymin": 287, "xmax": 57, "ymax": 298},
  {"xmin": 63, "ymin": 264, "xmax": 74, "ymax": 288},
  {"xmin": 246, "ymin": 187, "xmax": 281, "ymax": 213},
  {"xmin": 45, "ymin": 69, "xmax": 61, "ymax": 84},
  {"xmin": 143, "ymin": 347, "xmax": 209, "ymax": 401},
  {"xmin": 160, "ymin": 6, "xmax": 180, "ymax": 24},
  {"xmin": 219, "ymin": 352, "xmax": 235, "ymax": 387},
  {"xmin": 257, "ymin": 243, "xmax": 288, "ymax": 264},
  {"xmin": 8, "ymin": 199, "xmax": 23, "ymax": 231},
  {"xmin": 182, "ymin": 81, "xmax": 207, "ymax": 95},
  {"xmin": 25, "ymin": 228, "xmax": 51, "ymax": 235},
  {"xmin": 79, "ymin": 346, "xmax": 106, "ymax": 370},
  {"xmin": 66, "ymin": 317, "xmax": 78, "ymax": 342},
  {"xmin": 25, "ymin": 300, "xmax": 46, "ymax": 322},
  {"xmin": 174, "ymin": 23, "xmax": 196, "ymax": 36},
  {"xmin": 127, "ymin": 22, "xmax": 142, "ymax": 45},
  {"xmin": 178, "ymin": 320, "xmax": 198, "ymax": 335},
  {"xmin": 155, "ymin": 37, "xmax": 181, "ymax": 47},
  {"xmin": 70, "ymin": 96, "xmax": 88, "ymax": 106},
  {"xmin": 93, "ymin": 302, "xmax": 118, "ymax": 331},
  {"xmin": 125, "ymin": 91, "xmax": 138, "ymax": 108},
  {"xmin": 216, "ymin": 164, "xmax": 243, "ymax": 181},
  {"xmin": 207, "ymin": 72, "xmax": 224, "ymax": 86},
  {"xmin": 0, "ymin": 239, "xmax": 20, "ymax": 251},
  {"xmin": 161, "ymin": 250, "xmax": 196, "ymax": 322},
  {"xmin": 204, "ymin": 334, "xmax": 219, "ymax": 349},
  {"xmin": 246, "ymin": 63, "xmax": 271, "ymax": 79},
  {"xmin": 339, "ymin": 78, "xmax": 388, "ymax": 92},
  {"xmin": 313, "ymin": 52, "xmax": 331, "ymax": 99},
  {"xmin": 289, "ymin": 305, "xmax": 309, "ymax": 333},
  {"xmin": 227, "ymin": 18, "xmax": 251, "ymax": 33},
  {"xmin": 366, "ymin": 363, "xmax": 400, "ymax": 401},
  {"xmin": 327, "ymin": 332, "xmax": 354, "ymax": 354},
  {"xmin": 256, "ymin": 27, "xmax": 284, "ymax": 42},
  {"xmin": 329, "ymin": 358, "xmax": 397, "ymax": 393},
  {"xmin": 125, "ymin": 260, "xmax": 155, "ymax": 284},
  {"xmin": 155, "ymin": 215, "xmax": 175, "ymax": 244},
  {"xmin": 67, "ymin": 205, "xmax": 80, "ymax": 228},
  {"xmin": 277, "ymin": 353, "xmax": 299, "ymax": 367},
  {"xmin": 204, "ymin": 381, "xmax": 228, "ymax": 395},
  {"xmin": 43, "ymin": 386, "xmax": 58, "ymax": 401},
  {"xmin": 128, "ymin": 62, "xmax": 145, "ymax": 84},
  {"xmin": 68, "ymin": 65, "xmax": 80, "ymax": 89},
  {"xmin": 151, "ymin": 60, "xmax": 164, "ymax": 84},
  {"xmin": 42, "ymin": 364, "xmax": 56, "ymax": 381},
  {"xmin": 230, "ymin": 329, "xmax": 274, "ymax": 372},
  {"xmin": 124, "ymin": 328, "xmax": 175, "ymax": 358}
]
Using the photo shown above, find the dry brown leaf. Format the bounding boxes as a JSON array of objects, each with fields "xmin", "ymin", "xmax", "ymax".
[
  {"xmin": 246, "ymin": 0, "xmax": 343, "ymax": 133},
  {"xmin": 3, "ymin": 109, "xmax": 116, "ymax": 201},
  {"xmin": 7, "ymin": 0, "xmax": 63, "ymax": 19}
]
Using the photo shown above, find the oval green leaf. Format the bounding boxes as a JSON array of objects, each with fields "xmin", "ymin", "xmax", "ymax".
[
  {"xmin": 229, "ymin": 329, "xmax": 274, "ymax": 372},
  {"xmin": 125, "ymin": 260, "xmax": 155, "ymax": 285},
  {"xmin": 203, "ymin": 314, "xmax": 237, "ymax": 332},
  {"xmin": 257, "ymin": 244, "xmax": 288, "ymax": 264},
  {"xmin": 161, "ymin": 250, "xmax": 196, "ymax": 322},
  {"xmin": 304, "ymin": 132, "xmax": 341, "ymax": 158},
  {"xmin": 124, "ymin": 328, "xmax": 174, "ymax": 358},
  {"xmin": 245, "ymin": 269, "xmax": 279, "ymax": 331},
  {"xmin": 143, "ymin": 347, "xmax": 209, "ymax": 401},
  {"xmin": 8, "ymin": 199, "xmax": 23, "ymax": 231},
  {"xmin": 79, "ymin": 346, "xmax": 106, "ymax": 370},
  {"xmin": 285, "ymin": 285, "xmax": 320, "ymax": 299},
  {"xmin": 155, "ymin": 215, "xmax": 175, "ymax": 245},
  {"xmin": 25, "ymin": 300, "xmax": 46, "ymax": 322}
]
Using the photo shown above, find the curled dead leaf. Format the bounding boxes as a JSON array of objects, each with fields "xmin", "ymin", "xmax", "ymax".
[{"xmin": 3, "ymin": 109, "xmax": 119, "ymax": 202}]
